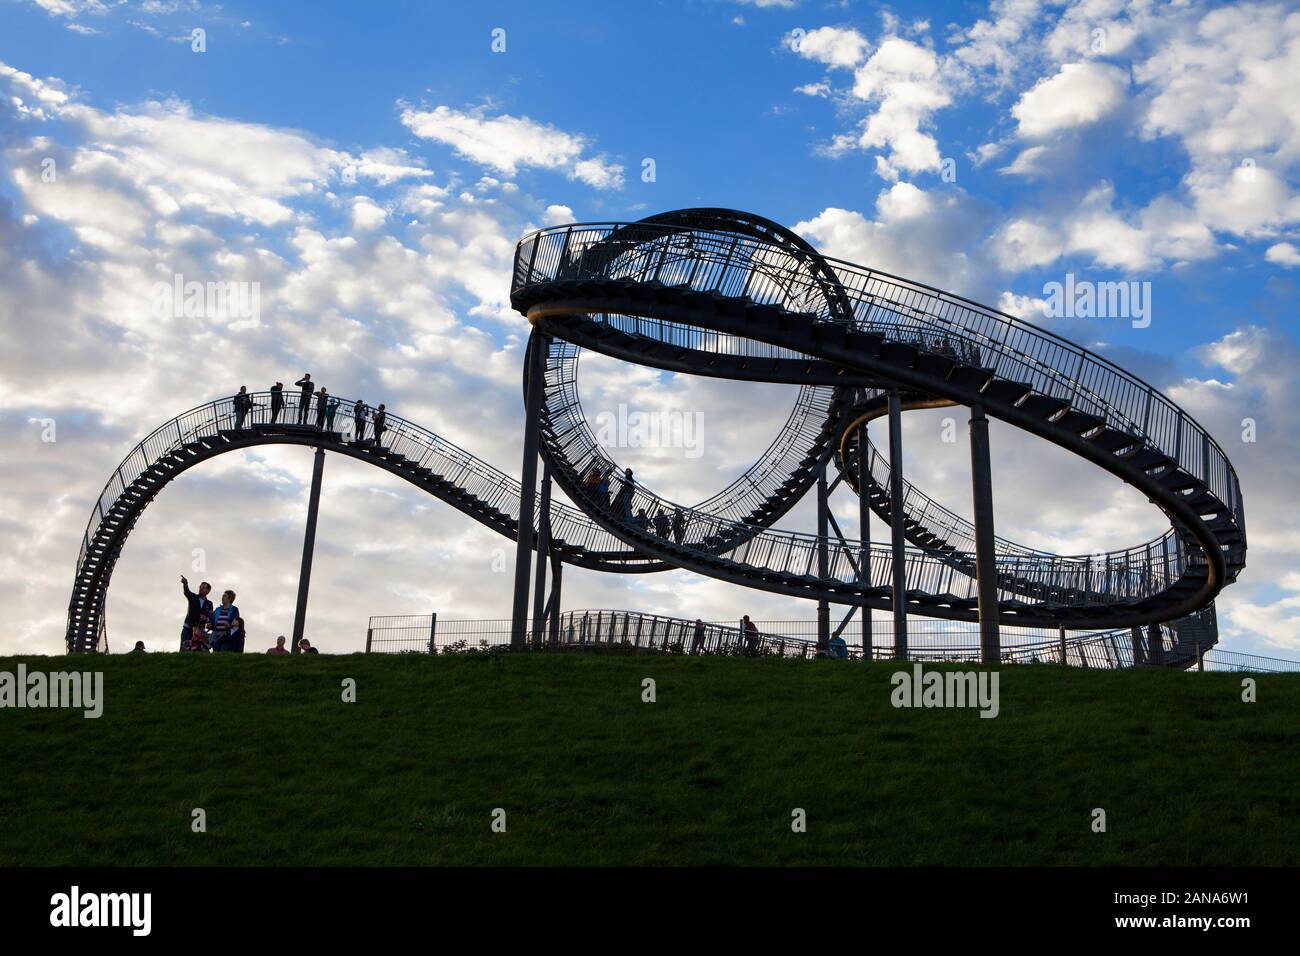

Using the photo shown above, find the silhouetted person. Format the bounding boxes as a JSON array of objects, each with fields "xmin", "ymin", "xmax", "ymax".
[
  {"xmin": 372, "ymin": 403, "xmax": 387, "ymax": 447},
  {"xmin": 295, "ymin": 373, "xmax": 314, "ymax": 423},
  {"xmin": 743, "ymin": 615, "xmax": 759, "ymax": 656},
  {"xmin": 613, "ymin": 467, "xmax": 634, "ymax": 519},
  {"xmin": 233, "ymin": 385, "xmax": 255, "ymax": 429},
  {"xmin": 353, "ymin": 399, "xmax": 368, "ymax": 442},
  {"xmin": 325, "ymin": 395, "xmax": 339, "ymax": 432},
  {"xmin": 131, "ymin": 641, "xmax": 146, "ymax": 654},
  {"xmin": 299, "ymin": 638, "xmax": 319, "ymax": 655},
  {"xmin": 635, "ymin": 508, "xmax": 650, "ymax": 531},
  {"xmin": 269, "ymin": 382, "xmax": 284, "ymax": 423},
  {"xmin": 691, "ymin": 619, "xmax": 706, "ymax": 655},
  {"xmin": 653, "ymin": 508, "xmax": 670, "ymax": 538},
  {"xmin": 315, "ymin": 387, "xmax": 329, "ymax": 429},
  {"xmin": 597, "ymin": 470, "xmax": 611, "ymax": 509},
  {"xmin": 672, "ymin": 507, "xmax": 685, "ymax": 544},
  {"xmin": 180, "ymin": 576, "xmax": 212, "ymax": 652},
  {"xmin": 267, "ymin": 635, "xmax": 289, "ymax": 655}
]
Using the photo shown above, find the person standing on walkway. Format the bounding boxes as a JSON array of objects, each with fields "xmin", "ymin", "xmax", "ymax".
[
  {"xmin": 672, "ymin": 507, "xmax": 686, "ymax": 545},
  {"xmin": 233, "ymin": 386, "xmax": 256, "ymax": 429},
  {"xmin": 269, "ymin": 382, "xmax": 284, "ymax": 424},
  {"xmin": 742, "ymin": 615, "xmax": 759, "ymax": 656},
  {"xmin": 597, "ymin": 469, "xmax": 611, "ymax": 510},
  {"xmin": 692, "ymin": 618, "xmax": 707, "ymax": 655},
  {"xmin": 372, "ymin": 403, "xmax": 387, "ymax": 447},
  {"xmin": 315, "ymin": 387, "xmax": 330, "ymax": 429},
  {"xmin": 613, "ymin": 467, "xmax": 635, "ymax": 519},
  {"xmin": 325, "ymin": 395, "xmax": 339, "ymax": 432},
  {"xmin": 180, "ymin": 576, "xmax": 213, "ymax": 652},
  {"xmin": 353, "ymin": 399, "xmax": 368, "ymax": 442},
  {"xmin": 295, "ymin": 373, "xmax": 314, "ymax": 423}
]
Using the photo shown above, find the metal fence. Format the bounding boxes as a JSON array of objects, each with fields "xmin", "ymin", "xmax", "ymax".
[{"xmin": 366, "ymin": 610, "xmax": 1299, "ymax": 672}]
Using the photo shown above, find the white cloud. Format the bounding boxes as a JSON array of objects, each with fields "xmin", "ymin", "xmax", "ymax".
[
  {"xmin": 788, "ymin": 26, "xmax": 871, "ymax": 69},
  {"xmin": 1265, "ymin": 241, "xmax": 1300, "ymax": 267},
  {"xmin": 835, "ymin": 38, "xmax": 951, "ymax": 179},
  {"xmin": 400, "ymin": 105, "xmax": 624, "ymax": 189},
  {"xmin": 350, "ymin": 197, "xmax": 387, "ymax": 231},
  {"xmin": 1011, "ymin": 61, "xmax": 1129, "ymax": 138}
]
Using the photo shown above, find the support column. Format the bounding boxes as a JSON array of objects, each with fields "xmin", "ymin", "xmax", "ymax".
[
  {"xmin": 510, "ymin": 331, "xmax": 548, "ymax": 648},
  {"xmin": 857, "ymin": 412, "xmax": 872, "ymax": 660},
  {"xmin": 291, "ymin": 445, "xmax": 326, "ymax": 654},
  {"xmin": 816, "ymin": 462, "xmax": 830, "ymax": 655},
  {"xmin": 969, "ymin": 405, "xmax": 1000, "ymax": 664},
  {"xmin": 887, "ymin": 390, "xmax": 908, "ymax": 658},
  {"xmin": 548, "ymin": 556, "xmax": 563, "ymax": 645},
  {"xmin": 531, "ymin": 466, "xmax": 552, "ymax": 648}
]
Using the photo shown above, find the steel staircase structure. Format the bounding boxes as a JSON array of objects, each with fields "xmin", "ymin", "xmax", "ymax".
[{"xmin": 67, "ymin": 208, "xmax": 1246, "ymax": 668}]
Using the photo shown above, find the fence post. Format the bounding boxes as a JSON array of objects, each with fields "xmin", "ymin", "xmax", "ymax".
[
  {"xmin": 1058, "ymin": 625, "xmax": 1066, "ymax": 665},
  {"xmin": 365, "ymin": 627, "xmax": 373, "ymax": 654},
  {"xmin": 428, "ymin": 613, "xmax": 438, "ymax": 655},
  {"xmin": 1196, "ymin": 642, "xmax": 1203, "ymax": 672}
]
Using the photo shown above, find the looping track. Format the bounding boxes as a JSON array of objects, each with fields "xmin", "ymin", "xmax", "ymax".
[{"xmin": 66, "ymin": 208, "xmax": 1245, "ymax": 662}]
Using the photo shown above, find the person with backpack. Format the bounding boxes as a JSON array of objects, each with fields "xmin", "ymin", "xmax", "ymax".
[
  {"xmin": 209, "ymin": 590, "xmax": 240, "ymax": 652},
  {"xmin": 269, "ymin": 382, "xmax": 284, "ymax": 424},
  {"xmin": 180, "ymin": 576, "xmax": 213, "ymax": 652},
  {"xmin": 353, "ymin": 399, "xmax": 368, "ymax": 442},
  {"xmin": 233, "ymin": 386, "xmax": 256, "ymax": 429}
]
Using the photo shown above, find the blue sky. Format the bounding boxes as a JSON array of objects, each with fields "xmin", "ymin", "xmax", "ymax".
[{"xmin": 1, "ymin": 0, "xmax": 1298, "ymax": 656}]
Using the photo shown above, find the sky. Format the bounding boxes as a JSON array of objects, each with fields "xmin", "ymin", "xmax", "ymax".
[{"xmin": 0, "ymin": 0, "xmax": 1297, "ymax": 657}]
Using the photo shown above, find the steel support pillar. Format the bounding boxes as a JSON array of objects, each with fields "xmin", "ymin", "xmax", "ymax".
[
  {"xmin": 510, "ymin": 331, "xmax": 548, "ymax": 648},
  {"xmin": 887, "ymin": 390, "xmax": 908, "ymax": 658},
  {"xmin": 531, "ymin": 465, "xmax": 552, "ymax": 648},
  {"xmin": 547, "ymin": 556, "xmax": 563, "ymax": 645},
  {"xmin": 816, "ymin": 462, "xmax": 830, "ymax": 654},
  {"xmin": 291, "ymin": 445, "xmax": 326, "ymax": 654},
  {"xmin": 857, "ymin": 410, "xmax": 872, "ymax": 660},
  {"xmin": 969, "ymin": 404, "xmax": 1000, "ymax": 664}
]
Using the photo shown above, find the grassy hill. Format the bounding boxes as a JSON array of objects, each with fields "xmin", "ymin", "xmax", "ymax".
[{"xmin": 1, "ymin": 650, "xmax": 1295, "ymax": 866}]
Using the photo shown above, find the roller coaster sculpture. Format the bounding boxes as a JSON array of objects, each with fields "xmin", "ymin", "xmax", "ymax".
[{"xmin": 67, "ymin": 210, "xmax": 1245, "ymax": 666}]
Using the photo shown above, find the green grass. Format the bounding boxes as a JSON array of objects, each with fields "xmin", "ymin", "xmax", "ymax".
[{"xmin": 1, "ymin": 650, "xmax": 1296, "ymax": 865}]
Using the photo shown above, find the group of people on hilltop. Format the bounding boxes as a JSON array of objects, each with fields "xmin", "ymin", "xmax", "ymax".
[
  {"xmin": 581, "ymin": 465, "xmax": 687, "ymax": 544},
  {"xmin": 177, "ymin": 576, "xmax": 320, "ymax": 655},
  {"xmin": 180, "ymin": 576, "xmax": 244, "ymax": 653},
  {"xmin": 231, "ymin": 373, "xmax": 388, "ymax": 447}
]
